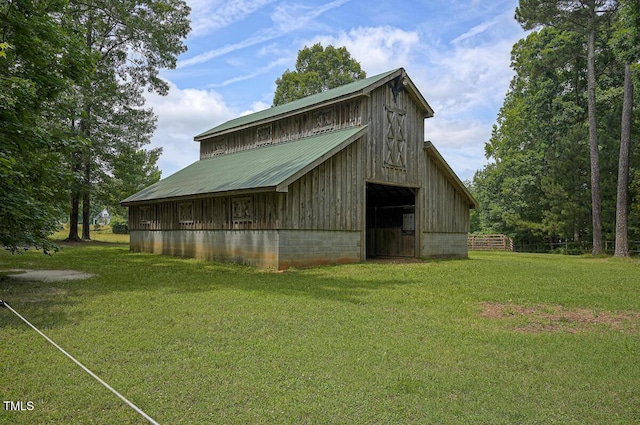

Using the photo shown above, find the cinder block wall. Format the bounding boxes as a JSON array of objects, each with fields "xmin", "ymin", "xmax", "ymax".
[
  {"xmin": 130, "ymin": 230, "xmax": 280, "ymax": 268},
  {"xmin": 421, "ymin": 232, "xmax": 469, "ymax": 258},
  {"xmin": 278, "ymin": 230, "xmax": 361, "ymax": 269},
  {"xmin": 130, "ymin": 229, "xmax": 362, "ymax": 270}
]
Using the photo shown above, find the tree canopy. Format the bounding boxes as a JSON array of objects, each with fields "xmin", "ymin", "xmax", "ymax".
[
  {"xmin": 273, "ymin": 43, "xmax": 366, "ymax": 106},
  {"xmin": 0, "ymin": 0, "xmax": 93, "ymax": 252},
  {"xmin": 0, "ymin": 0, "xmax": 190, "ymax": 251},
  {"xmin": 472, "ymin": 1, "xmax": 640, "ymax": 254},
  {"xmin": 65, "ymin": 0, "xmax": 190, "ymax": 241}
]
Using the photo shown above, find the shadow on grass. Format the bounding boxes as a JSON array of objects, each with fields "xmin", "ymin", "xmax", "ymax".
[{"xmin": 0, "ymin": 244, "xmax": 442, "ymax": 329}]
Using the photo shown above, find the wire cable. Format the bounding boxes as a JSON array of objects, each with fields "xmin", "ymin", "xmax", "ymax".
[{"xmin": 1, "ymin": 300, "xmax": 160, "ymax": 425}]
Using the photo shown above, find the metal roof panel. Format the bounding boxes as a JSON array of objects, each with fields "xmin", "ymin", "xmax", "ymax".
[{"xmin": 122, "ymin": 126, "xmax": 367, "ymax": 205}]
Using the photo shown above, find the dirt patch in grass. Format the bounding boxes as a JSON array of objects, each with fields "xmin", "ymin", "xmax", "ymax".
[{"xmin": 480, "ymin": 302, "xmax": 640, "ymax": 334}]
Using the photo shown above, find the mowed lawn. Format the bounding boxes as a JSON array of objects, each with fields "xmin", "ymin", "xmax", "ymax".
[{"xmin": 1, "ymin": 245, "xmax": 639, "ymax": 424}]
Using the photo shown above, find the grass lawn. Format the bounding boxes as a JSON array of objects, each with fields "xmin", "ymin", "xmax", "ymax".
[
  {"xmin": 50, "ymin": 224, "xmax": 130, "ymax": 244},
  {"xmin": 1, "ymin": 245, "xmax": 639, "ymax": 424}
]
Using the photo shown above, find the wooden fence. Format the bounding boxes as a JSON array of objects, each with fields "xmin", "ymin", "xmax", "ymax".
[{"xmin": 468, "ymin": 234, "xmax": 514, "ymax": 251}]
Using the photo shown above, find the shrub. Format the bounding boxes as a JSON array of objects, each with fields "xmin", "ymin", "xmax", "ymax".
[{"xmin": 110, "ymin": 216, "xmax": 129, "ymax": 234}]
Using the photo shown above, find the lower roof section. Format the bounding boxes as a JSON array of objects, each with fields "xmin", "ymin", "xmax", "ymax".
[{"xmin": 121, "ymin": 126, "xmax": 368, "ymax": 206}]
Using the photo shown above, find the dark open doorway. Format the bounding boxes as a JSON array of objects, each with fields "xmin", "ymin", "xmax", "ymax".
[{"xmin": 366, "ymin": 183, "xmax": 416, "ymax": 258}]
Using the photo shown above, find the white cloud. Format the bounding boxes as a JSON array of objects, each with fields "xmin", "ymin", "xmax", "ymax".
[
  {"xmin": 187, "ymin": 0, "xmax": 276, "ymax": 37},
  {"xmin": 451, "ymin": 15, "xmax": 501, "ymax": 45},
  {"xmin": 425, "ymin": 39, "xmax": 516, "ymax": 117},
  {"xmin": 309, "ymin": 26, "xmax": 420, "ymax": 75},
  {"xmin": 179, "ymin": 29, "xmax": 280, "ymax": 68},
  {"xmin": 271, "ymin": 0, "xmax": 350, "ymax": 32},
  {"xmin": 425, "ymin": 117, "xmax": 491, "ymax": 181},
  {"xmin": 425, "ymin": 117, "xmax": 490, "ymax": 149},
  {"xmin": 144, "ymin": 83, "xmax": 238, "ymax": 177},
  {"xmin": 208, "ymin": 57, "xmax": 293, "ymax": 88},
  {"xmin": 180, "ymin": 0, "xmax": 351, "ymax": 68}
]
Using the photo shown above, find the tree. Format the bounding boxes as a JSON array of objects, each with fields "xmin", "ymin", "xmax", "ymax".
[
  {"xmin": 65, "ymin": 0, "xmax": 190, "ymax": 241},
  {"xmin": 1, "ymin": 0, "xmax": 93, "ymax": 252},
  {"xmin": 516, "ymin": 0, "xmax": 620, "ymax": 255},
  {"xmin": 612, "ymin": 0, "xmax": 640, "ymax": 256},
  {"xmin": 473, "ymin": 21, "xmax": 629, "ymax": 250},
  {"xmin": 273, "ymin": 43, "xmax": 366, "ymax": 106}
]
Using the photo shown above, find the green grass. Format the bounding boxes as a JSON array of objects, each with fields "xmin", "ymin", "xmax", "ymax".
[
  {"xmin": 50, "ymin": 224, "xmax": 130, "ymax": 244},
  {"xmin": 1, "ymin": 247, "xmax": 639, "ymax": 424}
]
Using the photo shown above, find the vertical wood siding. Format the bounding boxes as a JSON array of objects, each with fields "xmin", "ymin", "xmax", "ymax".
[
  {"xmin": 363, "ymin": 84, "xmax": 424, "ymax": 186},
  {"xmin": 200, "ymin": 100, "xmax": 362, "ymax": 159},
  {"xmin": 420, "ymin": 152, "xmax": 470, "ymax": 233},
  {"xmin": 129, "ymin": 193, "xmax": 283, "ymax": 231},
  {"xmin": 282, "ymin": 140, "xmax": 363, "ymax": 231}
]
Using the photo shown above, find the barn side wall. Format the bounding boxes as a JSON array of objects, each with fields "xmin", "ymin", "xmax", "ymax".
[
  {"xmin": 419, "ymin": 151, "xmax": 471, "ymax": 258},
  {"xmin": 200, "ymin": 100, "xmax": 363, "ymax": 159},
  {"xmin": 129, "ymin": 229, "xmax": 360, "ymax": 270},
  {"xmin": 278, "ymin": 230, "xmax": 361, "ymax": 269},
  {"xmin": 130, "ymin": 230, "xmax": 281, "ymax": 268},
  {"xmin": 421, "ymin": 233, "xmax": 469, "ymax": 258}
]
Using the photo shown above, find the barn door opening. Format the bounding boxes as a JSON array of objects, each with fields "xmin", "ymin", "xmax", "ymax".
[{"xmin": 366, "ymin": 183, "xmax": 416, "ymax": 258}]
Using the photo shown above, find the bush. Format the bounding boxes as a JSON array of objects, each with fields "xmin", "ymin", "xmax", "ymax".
[{"xmin": 110, "ymin": 216, "xmax": 129, "ymax": 234}]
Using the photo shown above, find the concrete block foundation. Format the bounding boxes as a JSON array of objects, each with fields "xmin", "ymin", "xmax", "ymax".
[{"xmin": 130, "ymin": 229, "xmax": 361, "ymax": 270}]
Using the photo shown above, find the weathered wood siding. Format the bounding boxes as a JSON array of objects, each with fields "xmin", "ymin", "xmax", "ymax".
[
  {"xmin": 282, "ymin": 141, "xmax": 363, "ymax": 231},
  {"xmin": 200, "ymin": 100, "xmax": 363, "ymax": 159},
  {"xmin": 420, "ymin": 152, "xmax": 470, "ymax": 234},
  {"xmin": 363, "ymin": 84, "xmax": 425, "ymax": 186},
  {"xmin": 129, "ymin": 192, "xmax": 284, "ymax": 231}
]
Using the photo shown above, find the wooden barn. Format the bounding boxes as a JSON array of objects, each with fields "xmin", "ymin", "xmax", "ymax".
[{"xmin": 121, "ymin": 68, "xmax": 477, "ymax": 269}]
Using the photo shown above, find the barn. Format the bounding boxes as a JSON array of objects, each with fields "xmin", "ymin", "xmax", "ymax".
[{"xmin": 121, "ymin": 68, "xmax": 477, "ymax": 269}]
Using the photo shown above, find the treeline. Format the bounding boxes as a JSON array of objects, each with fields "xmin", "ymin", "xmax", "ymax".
[
  {"xmin": 0, "ymin": 0, "xmax": 190, "ymax": 252},
  {"xmin": 472, "ymin": 0, "xmax": 640, "ymax": 256}
]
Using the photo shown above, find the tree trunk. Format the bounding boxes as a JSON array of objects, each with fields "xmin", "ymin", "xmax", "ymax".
[
  {"xmin": 587, "ymin": 26, "xmax": 604, "ymax": 256},
  {"xmin": 82, "ymin": 159, "xmax": 91, "ymax": 240},
  {"xmin": 67, "ymin": 152, "xmax": 82, "ymax": 242},
  {"xmin": 614, "ymin": 64, "xmax": 633, "ymax": 257},
  {"xmin": 68, "ymin": 191, "xmax": 82, "ymax": 242}
]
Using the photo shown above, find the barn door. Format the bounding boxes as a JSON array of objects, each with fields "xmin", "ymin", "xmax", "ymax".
[{"xmin": 366, "ymin": 183, "xmax": 416, "ymax": 258}]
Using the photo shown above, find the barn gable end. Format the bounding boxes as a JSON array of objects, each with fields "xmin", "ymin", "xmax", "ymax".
[{"xmin": 122, "ymin": 68, "xmax": 476, "ymax": 269}]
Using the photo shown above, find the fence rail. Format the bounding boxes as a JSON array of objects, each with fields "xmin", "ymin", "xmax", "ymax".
[
  {"xmin": 468, "ymin": 234, "xmax": 514, "ymax": 251},
  {"xmin": 469, "ymin": 236, "xmax": 640, "ymax": 255},
  {"xmin": 514, "ymin": 240, "xmax": 640, "ymax": 255}
]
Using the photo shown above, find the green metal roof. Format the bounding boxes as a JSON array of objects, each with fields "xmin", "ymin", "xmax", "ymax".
[
  {"xmin": 194, "ymin": 69, "xmax": 402, "ymax": 140},
  {"xmin": 121, "ymin": 126, "xmax": 367, "ymax": 205}
]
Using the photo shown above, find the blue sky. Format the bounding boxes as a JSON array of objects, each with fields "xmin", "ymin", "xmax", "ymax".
[{"xmin": 145, "ymin": 0, "xmax": 526, "ymax": 181}]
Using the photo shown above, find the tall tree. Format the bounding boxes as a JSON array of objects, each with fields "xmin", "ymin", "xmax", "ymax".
[
  {"xmin": 1, "ymin": 0, "xmax": 93, "ymax": 252},
  {"xmin": 614, "ymin": 64, "xmax": 634, "ymax": 256},
  {"xmin": 474, "ymin": 22, "xmax": 628, "ymax": 250},
  {"xmin": 65, "ymin": 0, "xmax": 190, "ymax": 241},
  {"xmin": 516, "ymin": 0, "xmax": 620, "ymax": 255},
  {"xmin": 273, "ymin": 43, "xmax": 366, "ymax": 106},
  {"xmin": 612, "ymin": 0, "xmax": 640, "ymax": 256}
]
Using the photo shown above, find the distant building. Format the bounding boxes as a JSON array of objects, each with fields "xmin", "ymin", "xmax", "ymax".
[
  {"xmin": 122, "ymin": 68, "xmax": 477, "ymax": 269},
  {"xmin": 93, "ymin": 209, "xmax": 111, "ymax": 225}
]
